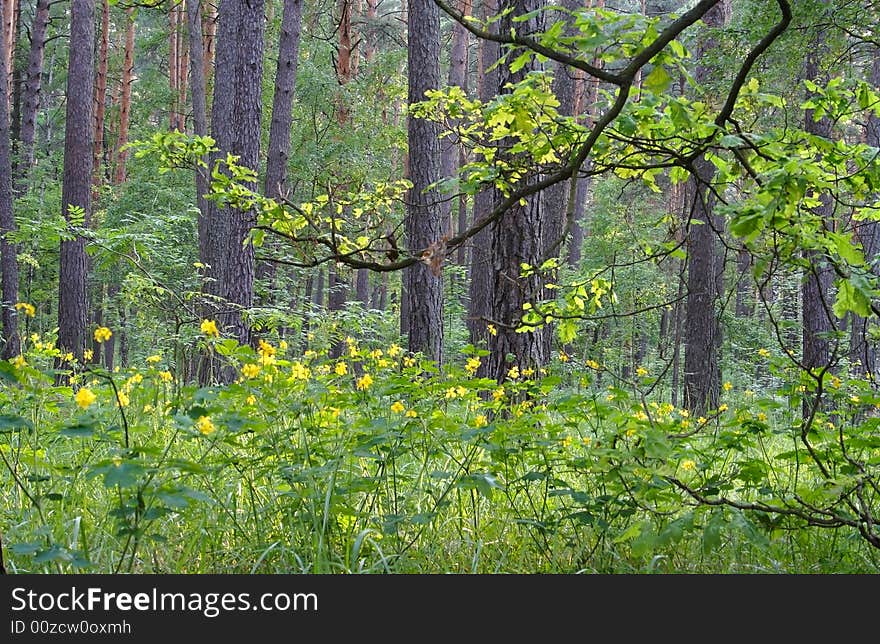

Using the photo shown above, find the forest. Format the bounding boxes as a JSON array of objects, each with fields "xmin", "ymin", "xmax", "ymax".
[{"xmin": 0, "ymin": 0, "xmax": 878, "ymax": 574}]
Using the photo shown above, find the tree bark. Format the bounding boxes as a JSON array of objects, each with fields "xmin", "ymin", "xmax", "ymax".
[
  {"xmin": 467, "ymin": 0, "xmax": 499, "ymax": 349},
  {"xmin": 403, "ymin": 0, "xmax": 443, "ymax": 361},
  {"xmin": 0, "ymin": 7, "xmax": 18, "ymax": 358},
  {"xmin": 113, "ymin": 9, "xmax": 135, "ymax": 185},
  {"xmin": 14, "ymin": 0, "xmax": 48, "ymax": 193},
  {"xmin": 481, "ymin": 0, "xmax": 549, "ymax": 382},
  {"xmin": 205, "ymin": 0, "xmax": 265, "ymax": 353},
  {"xmin": 801, "ymin": 25, "xmax": 835, "ymax": 413},
  {"xmin": 93, "ymin": 0, "xmax": 109, "ymax": 190},
  {"xmin": 187, "ymin": 0, "xmax": 210, "ymax": 267},
  {"xmin": 58, "ymin": 0, "xmax": 95, "ymax": 364},
  {"xmin": 682, "ymin": 1, "xmax": 729, "ymax": 415}
]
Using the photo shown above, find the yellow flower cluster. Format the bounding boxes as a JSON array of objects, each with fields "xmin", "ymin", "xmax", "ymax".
[
  {"xmin": 75, "ymin": 387, "xmax": 97, "ymax": 410},
  {"xmin": 334, "ymin": 362, "xmax": 348, "ymax": 376},
  {"xmin": 465, "ymin": 357, "xmax": 481, "ymax": 375},
  {"xmin": 585, "ymin": 359, "xmax": 600, "ymax": 370},
  {"xmin": 290, "ymin": 362, "xmax": 310, "ymax": 380},
  {"xmin": 195, "ymin": 415, "xmax": 216, "ymax": 435},
  {"xmin": 242, "ymin": 363, "xmax": 261, "ymax": 379},
  {"xmin": 356, "ymin": 374, "xmax": 374, "ymax": 391},
  {"xmin": 390, "ymin": 401, "xmax": 406, "ymax": 414},
  {"xmin": 94, "ymin": 327, "xmax": 112, "ymax": 343},
  {"xmin": 14, "ymin": 302, "xmax": 35, "ymax": 318},
  {"xmin": 200, "ymin": 319, "xmax": 219, "ymax": 337},
  {"xmin": 146, "ymin": 355, "xmax": 162, "ymax": 365},
  {"xmin": 158, "ymin": 371, "xmax": 173, "ymax": 383}
]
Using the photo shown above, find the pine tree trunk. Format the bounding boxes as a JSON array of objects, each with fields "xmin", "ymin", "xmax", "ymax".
[
  {"xmin": 467, "ymin": 0, "xmax": 499, "ymax": 349},
  {"xmin": 682, "ymin": 0, "xmax": 729, "ymax": 415},
  {"xmin": 169, "ymin": 1, "xmax": 180, "ymax": 131},
  {"xmin": 58, "ymin": 0, "xmax": 95, "ymax": 365},
  {"xmin": 403, "ymin": 0, "xmax": 443, "ymax": 361},
  {"xmin": 482, "ymin": 0, "xmax": 548, "ymax": 381},
  {"xmin": 113, "ymin": 9, "xmax": 135, "ymax": 185},
  {"xmin": 187, "ymin": 0, "xmax": 210, "ymax": 267},
  {"xmin": 0, "ymin": 9, "xmax": 18, "ymax": 358},
  {"xmin": 93, "ymin": 0, "xmax": 109, "ymax": 189},
  {"xmin": 14, "ymin": 0, "xmax": 48, "ymax": 193}
]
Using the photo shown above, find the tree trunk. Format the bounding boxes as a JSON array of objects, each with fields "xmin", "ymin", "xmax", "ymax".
[
  {"xmin": 682, "ymin": 0, "xmax": 729, "ymax": 415},
  {"xmin": 169, "ymin": 1, "xmax": 180, "ymax": 131},
  {"xmin": 849, "ymin": 46, "xmax": 880, "ymax": 378},
  {"xmin": 403, "ymin": 0, "xmax": 443, "ymax": 361},
  {"xmin": 2, "ymin": 0, "xmax": 17, "ymax": 108},
  {"xmin": 0, "ymin": 8, "xmax": 18, "ymax": 358},
  {"xmin": 14, "ymin": 0, "xmax": 49, "ymax": 193},
  {"xmin": 93, "ymin": 0, "xmax": 109, "ymax": 190},
  {"xmin": 58, "ymin": 0, "xmax": 95, "ymax": 364},
  {"xmin": 467, "ymin": 0, "xmax": 499, "ymax": 349},
  {"xmin": 113, "ymin": 9, "xmax": 135, "ymax": 185},
  {"xmin": 187, "ymin": 0, "xmax": 210, "ymax": 267},
  {"xmin": 440, "ymin": 0, "xmax": 471, "ymax": 238},
  {"xmin": 202, "ymin": 0, "xmax": 217, "ymax": 117},
  {"xmin": 482, "ymin": 0, "xmax": 548, "ymax": 382},
  {"xmin": 208, "ymin": 0, "xmax": 265, "ymax": 350},
  {"xmin": 801, "ymin": 31, "xmax": 835, "ymax": 414}
]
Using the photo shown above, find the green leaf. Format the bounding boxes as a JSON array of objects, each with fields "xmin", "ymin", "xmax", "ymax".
[
  {"xmin": 0, "ymin": 413, "xmax": 33, "ymax": 433},
  {"xmin": 643, "ymin": 65, "xmax": 672, "ymax": 93},
  {"xmin": 833, "ymin": 279, "xmax": 871, "ymax": 319}
]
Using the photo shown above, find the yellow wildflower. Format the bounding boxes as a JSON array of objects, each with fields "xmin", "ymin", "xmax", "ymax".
[
  {"xmin": 14, "ymin": 302, "xmax": 36, "ymax": 318},
  {"xmin": 723, "ymin": 381, "xmax": 733, "ymax": 392},
  {"xmin": 200, "ymin": 319, "xmax": 219, "ymax": 337},
  {"xmin": 356, "ymin": 373, "xmax": 374, "ymax": 391},
  {"xmin": 679, "ymin": 408, "xmax": 689, "ymax": 418},
  {"xmin": 492, "ymin": 386, "xmax": 505, "ymax": 401},
  {"xmin": 697, "ymin": 416, "xmax": 707, "ymax": 425},
  {"xmin": 195, "ymin": 415, "xmax": 216, "ymax": 436},
  {"xmin": 370, "ymin": 349, "xmax": 383, "ymax": 359},
  {"xmin": 62, "ymin": 352, "xmax": 74, "ymax": 363},
  {"xmin": 405, "ymin": 409, "xmax": 418, "ymax": 418},
  {"xmin": 258, "ymin": 339, "xmax": 276, "ymax": 358},
  {"xmin": 487, "ymin": 324, "xmax": 497, "ymax": 336},
  {"xmin": 829, "ymin": 376, "xmax": 841, "ymax": 389},
  {"xmin": 391, "ymin": 401, "xmax": 406, "ymax": 414},
  {"xmin": 116, "ymin": 391, "xmax": 130, "ymax": 408},
  {"xmin": 279, "ymin": 340, "xmax": 288, "ymax": 351},
  {"xmin": 388, "ymin": 344, "xmax": 402, "ymax": 357},
  {"xmin": 12, "ymin": 354, "xmax": 26, "ymax": 368},
  {"xmin": 757, "ymin": 412, "xmax": 767, "ymax": 422},
  {"xmin": 158, "ymin": 370, "xmax": 173, "ymax": 383},
  {"xmin": 74, "ymin": 387, "xmax": 97, "ymax": 410},
  {"xmin": 582, "ymin": 436, "xmax": 592, "ymax": 447},
  {"xmin": 559, "ymin": 351, "xmax": 569, "ymax": 363},
  {"xmin": 241, "ymin": 363, "xmax": 261, "ymax": 379},
  {"xmin": 474, "ymin": 414, "xmax": 488, "ymax": 428},
  {"xmin": 377, "ymin": 358, "xmax": 390, "ymax": 368},
  {"xmin": 146, "ymin": 355, "xmax": 162, "ymax": 365},
  {"xmin": 465, "ymin": 356, "xmax": 481, "ymax": 375},
  {"xmin": 522, "ymin": 367, "xmax": 535, "ymax": 377},
  {"xmin": 681, "ymin": 459, "xmax": 696, "ymax": 471},
  {"xmin": 457, "ymin": 385, "xmax": 467, "ymax": 397},
  {"xmin": 94, "ymin": 326, "xmax": 113, "ymax": 343},
  {"xmin": 561, "ymin": 436, "xmax": 573, "ymax": 448},
  {"xmin": 127, "ymin": 373, "xmax": 143, "ymax": 386},
  {"xmin": 718, "ymin": 404, "xmax": 729, "ymax": 412},
  {"xmin": 636, "ymin": 366, "xmax": 648, "ymax": 377},
  {"xmin": 445, "ymin": 387, "xmax": 458, "ymax": 400},
  {"xmin": 246, "ymin": 395, "xmax": 257, "ymax": 406},
  {"xmin": 84, "ymin": 349, "xmax": 94, "ymax": 361},
  {"xmin": 290, "ymin": 362, "xmax": 311, "ymax": 380},
  {"xmin": 335, "ymin": 362, "xmax": 348, "ymax": 376},
  {"xmin": 680, "ymin": 419, "xmax": 690, "ymax": 429},
  {"xmin": 507, "ymin": 366, "xmax": 520, "ymax": 380},
  {"xmin": 585, "ymin": 359, "xmax": 600, "ymax": 370},
  {"xmin": 850, "ymin": 395, "xmax": 861, "ymax": 404},
  {"xmin": 757, "ymin": 348, "xmax": 770, "ymax": 358},
  {"xmin": 403, "ymin": 356, "xmax": 417, "ymax": 368}
]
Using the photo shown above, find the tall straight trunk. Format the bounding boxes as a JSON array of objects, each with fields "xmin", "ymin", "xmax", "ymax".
[
  {"xmin": 467, "ymin": 0, "xmax": 499, "ymax": 348},
  {"xmin": 14, "ymin": 0, "xmax": 45, "ymax": 193},
  {"xmin": 202, "ymin": 0, "xmax": 217, "ymax": 117},
  {"xmin": 177, "ymin": 4, "xmax": 189, "ymax": 132},
  {"xmin": 187, "ymin": 0, "xmax": 210, "ymax": 266},
  {"xmin": 169, "ymin": 1, "xmax": 180, "ymax": 130},
  {"xmin": 93, "ymin": 0, "xmax": 109, "ymax": 189},
  {"xmin": 0, "ymin": 8, "xmax": 18, "ymax": 358},
  {"xmin": 801, "ymin": 25, "xmax": 835, "ymax": 411},
  {"xmin": 58, "ymin": 0, "xmax": 95, "ymax": 363},
  {"xmin": 682, "ymin": 0, "xmax": 729, "ymax": 415},
  {"xmin": 440, "ymin": 0, "xmax": 471, "ymax": 238},
  {"xmin": 205, "ymin": 0, "xmax": 265, "ymax": 351},
  {"xmin": 264, "ymin": 0, "xmax": 302, "ymax": 203},
  {"xmin": 2, "ymin": 0, "xmax": 16, "ymax": 107},
  {"xmin": 403, "ymin": 0, "xmax": 443, "ymax": 361},
  {"xmin": 735, "ymin": 248, "xmax": 753, "ymax": 317},
  {"xmin": 849, "ymin": 47, "xmax": 880, "ymax": 378},
  {"xmin": 113, "ymin": 9, "xmax": 135, "ymax": 185},
  {"xmin": 482, "ymin": 0, "xmax": 548, "ymax": 381}
]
